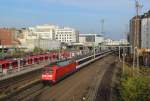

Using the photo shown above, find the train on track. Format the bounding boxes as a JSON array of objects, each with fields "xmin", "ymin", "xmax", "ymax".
[{"xmin": 41, "ymin": 50, "xmax": 112, "ymax": 84}]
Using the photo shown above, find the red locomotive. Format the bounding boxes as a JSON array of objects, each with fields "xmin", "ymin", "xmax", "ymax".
[{"xmin": 42, "ymin": 60, "xmax": 76, "ymax": 84}]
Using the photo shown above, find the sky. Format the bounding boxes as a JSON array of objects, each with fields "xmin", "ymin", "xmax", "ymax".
[{"xmin": 0, "ymin": 0, "xmax": 150, "ymax": 39}]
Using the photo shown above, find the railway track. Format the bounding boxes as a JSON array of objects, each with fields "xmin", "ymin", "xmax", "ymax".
[
  {"xmin": 0, "ymin": 60, "xmax": 55, "ymax": 99},
  {"xmin": 0, "ymin": 50, "xmax": 118, "ymax": 101},
  {"xmin": 95, "ymin": 62, "xmax": 117, "ymax": 101},
  {"xmin": 0, "ymin": 69, "xmax": 41, "ymax": 99}
]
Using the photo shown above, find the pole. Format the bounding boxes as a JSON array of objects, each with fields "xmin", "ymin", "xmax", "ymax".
[
  {"xmin": 59, "ymin": 46, "xmax": 61, "ymax": 61},
  {"xmin": 2, "ymin": 40, "xmax": 4, "ymax": 59},
  {"xmin": 123, "ymin": 47, "xmax": 125, "ymax": 74},
  {"xmin": 1, "ymin": 40, "xmax": 4, "ymax": 53},
  {"xmin": 93, "ymin": 43, "xmax": 95, "ymax": 59},
  {"xmin": 133, "ymin": 47, "xmax": 136, "ymax": 76},
  {"xmin": 119, "ymin": 46, "xmax": 121, "ymax": 61},
  {"xmin": 136, "ymin": 17, "xmax": 140, "ymax": 69},
  {"xmin": 18, "ymin": 59, "xmax": 21, "ymax": 71},
  {"xmin": 137, "ymin": 49, "xmax": 139, "ymax": 67},
  {"xmin": 135, "ymin": 0, "xmax": 142, "ymax": 72}
]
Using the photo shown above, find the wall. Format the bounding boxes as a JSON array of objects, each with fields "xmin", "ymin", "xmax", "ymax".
[
  {"xmin": 34, "ymin": 39, "xmax": 60, "ymax": 50},
  {"xmin": 129, "ymin": 16, "xmax": 141, "ymax": 52},
  {"xmin": 0, "ymin": 28, "xmax": 16, "ymax": 46},
  {"xmin": 141, "ymin": 16, "xmax": 150, "ymax": 48}
]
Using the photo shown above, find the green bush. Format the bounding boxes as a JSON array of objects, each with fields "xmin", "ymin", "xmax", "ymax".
[
  {"xmin": 120, "ymin": 71, "xmax": 150, "ymax": 101},
  {"xmin": 120, "ymin": 77, "xmax": 150, "ymax": 101}
]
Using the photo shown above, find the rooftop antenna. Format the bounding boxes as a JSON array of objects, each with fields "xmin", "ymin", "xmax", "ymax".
[{"xmin": 135, "ymin": 0, "xmax": 143, "ymax": 16}]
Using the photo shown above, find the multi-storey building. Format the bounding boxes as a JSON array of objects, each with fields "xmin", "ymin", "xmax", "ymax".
[
  {"xmin": 129, "ymin": 16, "xmax": 141, "ymax": 51},
  {"xmin": 55, "ymin": 27, "xmax": 79, "ymax": 43},
  {"xmin": 34, "ymin": 39, "xmax": 60, "ymax": 50},
  {"xmin": 27, "ymin": 25, "xmax": 79, "ymax": 43},
  {"xmin": 18, "ymin": 25, "xmax": 79, "ymax": 50},
  {"xmin": 0, "ymin": 28, "xmax": 19, "ymax": 48},
  {"xmin": 129, "ymin": 10, "xmax": 150, "ymax": 52},
  {"xmin": 141, "ymin": 11, "xmax": 150, "ymax": 49},
  {"xmin": 18, "ymin": 28, "xmax": 60, "ymax": 51},
  {"xmin": 129, "ymin": 10, "xmax": 150, "ymax": 66},
  {"xmin": 79, "ymin": 34, "xmax": 104, "ymax": 46},
  {"xmin": 28, "ymin": 24, "xmax": 57, "ymax": 40},
  {"xmin": 104, "ymin": 39, "xmax": 128, "ymax": 46}
]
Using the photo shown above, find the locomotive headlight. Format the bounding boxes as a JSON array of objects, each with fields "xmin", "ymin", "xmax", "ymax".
[
  {"xmin": 42, "ymin": 75, "xmax": 46, "ymax": 78},
  {"xmin": 48, "ymin": 75, "xmax": 52, "ymax": 78},
  {"xmin": 42, "ymin": 75, "xmax": 52, "ymax": 78}
]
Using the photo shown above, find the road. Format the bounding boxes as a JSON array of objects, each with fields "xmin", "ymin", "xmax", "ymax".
[{"xmin": 21, "ymin": 54, "xmax": 119, "ymax": 101}]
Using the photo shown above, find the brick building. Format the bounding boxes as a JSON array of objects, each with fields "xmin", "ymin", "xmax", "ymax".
[{"xmin": 0, "ymin": 28, "xmax": 19, "ymax": 46}]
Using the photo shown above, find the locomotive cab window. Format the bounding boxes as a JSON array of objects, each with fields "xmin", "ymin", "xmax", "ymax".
[{"xmin": 49, "ymin": 69, "xmax": 53, "ymax": 73}]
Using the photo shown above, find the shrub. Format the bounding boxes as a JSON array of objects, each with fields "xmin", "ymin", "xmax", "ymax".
[
  {"xmin": 120, "ymin": 76, "xmax": 150, "ymax": 101},
  {"xmin": 119, "ymin": 65, "xmax": 150, "ymax": 101}
]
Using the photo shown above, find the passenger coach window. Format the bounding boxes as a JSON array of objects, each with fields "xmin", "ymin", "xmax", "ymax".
[
  {"xmin": 0, "ymin": 65, "xmax": 2, "ymax": 72},
  {"xmin": 2, "ymin": 64, "xmax": 5, "ymax": 68}
]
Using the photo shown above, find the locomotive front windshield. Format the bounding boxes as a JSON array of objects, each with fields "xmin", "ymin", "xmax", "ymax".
[{"xmin": 43, "ymin": 67, "xmax": 53, "ymax": 74}]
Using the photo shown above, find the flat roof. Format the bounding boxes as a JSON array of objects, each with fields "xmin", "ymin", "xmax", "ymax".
[{"xmin": 79, "ymin": 34, "xmax": 102, "ymax": 37}]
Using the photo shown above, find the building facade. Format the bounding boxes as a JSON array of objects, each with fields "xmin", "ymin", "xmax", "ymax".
[
  {"xmin": 129, "ymin": 16, "xmax": 141, "ymax": 51},
  {"xmin": 34, "ymin": 39, "xmax": 60, "ymax": 50},
  {"xmin": 79, "ymin": 34, "xmax": 104, "ymax": 46},
  {"xmin": 18, "ymin": 25, "xmax": 79, "ymax": 50},
  {"xmin": 29, "ymin": 24, "xmax": 57, "ymax": 40},
  {"xmin": 0, "ymin": 25, "xmax": 79, "ymax": 51},
  {"xmin": 129, "ymin": 10, "xmax": 150, "ymax": 51},
  {"xmin": 55, "ymin": 27, "xmax": 79, "ymax": 43},
  {"xmin": 27, "ymin": 25, "xmax": 79, "ymax": 43},
  {"xmin": 141, "ymin": 11, "xmax": 150, "ymax": 49},
  {"xmin": 0, "ymin": 28, "xmax": 19, "ymax": 47},
  {"xmin": 18, "ymin": 28, "xmax": 60, "ymax": 51}
]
